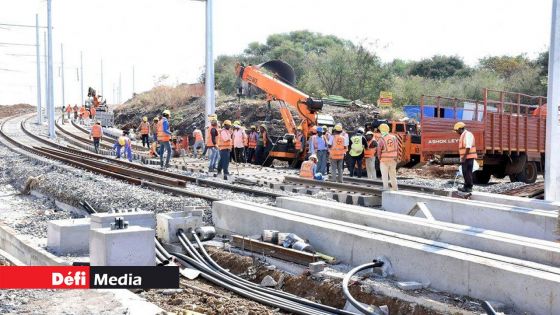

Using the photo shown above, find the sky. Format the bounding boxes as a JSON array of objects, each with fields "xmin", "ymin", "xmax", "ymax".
[{"xmin": 0, "ymin": 0, "xmax": 553, "ymax": 106}]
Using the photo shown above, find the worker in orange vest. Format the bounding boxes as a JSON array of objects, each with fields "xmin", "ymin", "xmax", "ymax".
[
  {"xmin": 294, "ymin": 126, "xmax": 305, "ymax": 155},
  {"xmin": 246, "ymin": 125, "xmax": 258, "ymax": 164},
  {"xmin": 83, "ymin": 108, "xmax": 90, "ymax": 125},
  {"xmin": 377, "ymin": 123, "xmax": 398, "ymax": 190},
  {"xmin": 217, "ymin": 120, "xmax": 233, "ymax": 179},
  {"xmin": 192, "ymin": 126, "xmax": 205, "ymax": 159},
  {"xmin": 328, "ymin": 124, "xmax": 347, "ymax": 183},
  {"xmin": 65, "ymin": 104, "xmax": 72, "ymax": 120},
  {"xmin": 89, "ymin": 120, "xmax": 104, "ymax": 154},
  {"xmin": 206, "ymin": 119, "xmax": 220, "ymax": 171},
  {"xmin": 78, "ymin": 106, "xmax": 85, "ymax": 124},
  {"xmin": 137, "ymin": 116, "xmax": 151, "ymax": 148},
  {"xmin": 151, "ymin": 117, "xmax": 159, "ymax": 143},
  {"xmin": 299, "ymin": 154, "xmax": 322, "ymax": 180},
  {"xmin": 157, "ymin": 110, "xmax": 172, "ymax": 168},
  {"xmin": 364, "ymin": 131, "xmax": 378, "ymax": 179},
  {"xmin": 454, "ymin": 121, "xmax": 477, "ymax": 193},
  {"xmin": 90, "ymin": 106, "xmax": 96, "ymax": 120}
]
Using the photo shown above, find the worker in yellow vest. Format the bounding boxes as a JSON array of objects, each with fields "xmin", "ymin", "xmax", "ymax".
[
  {"xmin": 454, "ymin": 121, "xmax": 477, "ymax": 192},
  {"xmin": 89, "ymin": 120, "xmax": 104, "ymax": 154},
  {"xmin": 217, "ymin": 120, "xmax": 233, "ymax": 179},
  {"xmin": 300, "ymin": 154, "xmax": 322, "ymax": 180},
  {"xmin": 137, "ymin": 116, "xmax": 151, "ymax": 148},
  {"xmin": 377, "ymin": 123, "xmax": 398, "ymax": 190},
  {"xmin": 364, "ymin": 131, "xmax": 378, "ymax": 179},
  {"xmin": 328, "ymin": 124, "xmax": 347, "ymax": 182}
]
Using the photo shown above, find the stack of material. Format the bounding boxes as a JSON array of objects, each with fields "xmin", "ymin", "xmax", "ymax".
[{"xmin": 322, "ymin": 95, "xmax": 352, "ymax": 107}]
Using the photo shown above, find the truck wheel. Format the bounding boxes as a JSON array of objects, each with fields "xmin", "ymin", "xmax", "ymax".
[
  {"xmin": 473, "ymin": 170, "xmax": 491, "ymax": 184},
  {"xmin": 509, "ymin": 161, "xmax": 537, "ymax": 184}
]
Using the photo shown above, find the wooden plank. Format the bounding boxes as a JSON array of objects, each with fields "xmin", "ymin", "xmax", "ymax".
[{"xmin": 231, "ymin": 235, "xmax": 319, "ymax": 265}]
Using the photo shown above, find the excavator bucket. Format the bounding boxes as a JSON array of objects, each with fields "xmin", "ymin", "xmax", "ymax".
[{"xmin": 258, "ymin": 60, "xmax": 296, "ymax": 86}]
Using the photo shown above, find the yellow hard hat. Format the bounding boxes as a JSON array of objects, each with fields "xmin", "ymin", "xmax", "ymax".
[
  {"xmin": 379, "ymin": 123, "xmax": 390, "ymax": 133},
  {"xmin": 296, "ymin": 126, "xmax": 302, "ymax": 130},
  {"xmin": 322, "ymin": 125, "xmax": 327, "ymax": 130},
  {"xmin": 163, "ymin": 109, "xmax": 171, "ymax": 116},
  {"xmin": 233, "ymin": 120, "xmax": 241, "ymax": 126},
  {"xmin": 334, "ymin": 124, "xmax": 342, "ymax": 131},
  {"xmin": 96, "ymin": 120, "xmax": 101, "ymax": 124},
  {"xmin": 250, "ymin": 125, "xmax": 256, "ymax": 129},
  {"xmin": 366, "ymin": 131, "xmax": 374, "ymax": 136},
  {"xmin": 143, "ymin": 116, "xmax": 147, "ymax": 122},
  {"xmin": 453, "ymin": 121, "xmax": 466, "ymax": 131},
  {"xmin": 153, "ymin": 117, "xmax": 159, "ymax": 122},
  {"xmin": 223, "ymin": 120, "xmax": 232, "ymax": 126},
  {"xmin": 208, "ymin": 113, "xmax": 217, "ymax": 119},
  {"xmin": 260, "ymin": 124, "xmax": 267, "ymax": 129}
]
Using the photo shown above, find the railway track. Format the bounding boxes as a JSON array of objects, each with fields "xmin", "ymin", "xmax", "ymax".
[
  {"xmin": 0, "ymin": 114, "xmax": 283, "ymax": 202},
  {"xmin": 502, "ymin": 182, "xmax": 545, "ymax": 199}
]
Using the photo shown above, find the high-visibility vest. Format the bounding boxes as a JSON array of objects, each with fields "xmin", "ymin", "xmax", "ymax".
[
  {"xmin": 459, "ymin": 130, "xmax": 477, "ymax": 160},
  {"xmin": 299, "ymin": 161, "xmax": 314, "ymax": 179},
  {"xmin": 248, "ymin": 132, "xmax": 258, "ymax": 148},
  {"xmin": 364, "ymin": 139, "xmax": 376, "ymax": 158},
  {"xmin": 329, "ymin": 135, "xmax": 346, "ymax": 160},
  {"xmin": 157, "ymin": 119, "xmax": 171, "ymax": 142},
  {"xmin": 243, "ymin": 133, "xmax": 249, "ymax": 147},
  {"xmin": 73, "ymin": 106, "xmax": 78, "ymax": 112},
  {"xmin": 295, "ymin": 133, "xmax": 303, "ymax": 150},
  {"xmin": 83, "ymin": 110, "xmax": 90, "ymax": 119},
  {"xmin": 312, "ymin": 135, "xmax": 327, "ymax": 151},
  {"xmin": 193, "ymin": 130, "xmax": 203, "ymax": 142},
  {"xmin": 206, "ymin": 127, "xmax": 217, "ymax": 147},
  {"xmin": 118, "ymin": 136, "xmax": 126, "ymax": 146},
  {"xmin": 90, "ymin": 107, "xmax": 96, "ymax": 116},
  {"xmin": 218, "ymin": 129, "xmax": 232, "ymax": 150},
  {"xmin": 91, "ymin": 124, "xmax": 102, "ymax": 138},
  {"xmin": 139, "ymin": 122, "xmax": 150, "ymax": 135},
  {"xmin": 65, "ymin": 106, "xmax": 72, "ymax": 113},
  {"xmin": 349, "ymin": 135, "xmax": 364, "ymax": 157},
  {"xmin": 380, "ymin": 134, "xmax": 398, "ymax": 162},
  {"xmin": 259, "ymin": 131, "xmax": 269, "ymax": 147}
]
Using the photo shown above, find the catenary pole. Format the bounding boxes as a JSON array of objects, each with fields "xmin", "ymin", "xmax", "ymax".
[
  {"xmin": 545, "ymin": 0, "xmax": 560, "ymax": 201},
  {"xmin": 204, "ymin": 0, "xmax": 215, "ymax": 128},
  {"xmin": 60, "ymin": 43, "xmax": 65, "ymax": 115},
  {"xmin": 35, "ymin": 14, "xmax": 42, "ymax": 124},
  {"xmin": 47, "ymin": 0, "xmax": 55, "ymax": 138},
  {"xmin": 80, "ymin": 51, "xmax": 84, "ymax": 106}
]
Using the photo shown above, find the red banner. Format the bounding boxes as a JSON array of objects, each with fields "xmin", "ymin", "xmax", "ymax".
[{"xmin": 0, "ymin": 266, "xmax": 90, "ymax": 289}]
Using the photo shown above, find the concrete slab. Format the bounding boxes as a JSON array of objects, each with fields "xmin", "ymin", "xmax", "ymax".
[
  {"xmin": 213, "ymin": 200, "xmax": 560, "ymax": 315},
  {"xmin": 382, "ymin": 190, "xmax": 558, "ymax": 241},
  {"xmin": 90, "ymin": 226, "xmax": 155, "ymax": 266},
  {"xmin": 470, "ymin": 191, "xmax": 560, "ymax": 212},
  {"xmin": 47, "ymin": 218, "xmax": 91, "ymax": 255},
  {"xmin": 275, "ymin": 197, "xmax": 560, "ymax": 267},
  {"xmin": 90, "ymin": 211, "xmax": 155, "ymax": 230}
]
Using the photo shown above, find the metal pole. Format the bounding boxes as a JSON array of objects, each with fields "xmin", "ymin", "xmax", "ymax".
[
  {"xmin": 80, "ymin": 51, "xmax": 84, "ymax": 106},
  {"xmin": 119, "ymin": 72, "xmax": 122, "ymax": 103},
  {"xmin": 43, "ymin": 31, "xmax": 48, "ymax": 120},
  {"xmin": 60, "ymin": 43, "xmax": 65, "ymax": 114},
  {"xmin": 47, "ymin": 0, "xmax": 55, "ymax": 138},
  {"xmin": 132, "ymin": 65, "xmax": 135, "ymax": 96},
  {"xmin": 35, "ymin": 14, "xmax": 42, "ymax": 125},
  {"xmin": 545, "ymin": 0, "xmax": 560, "ymax": 201},
  {"xmin": 204, "ymin": 0, "xmax": 215, "ymax": 128},
  {"xmin": 100, "ymin": 58, "xmax": 103, "ymax": 96}
]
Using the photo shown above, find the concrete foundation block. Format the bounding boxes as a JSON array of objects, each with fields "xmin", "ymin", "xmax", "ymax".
[
  {"xmin": 471, "ymin": 191, "xmax": 560, "ymax": 212},
  {"xmin": 309, "ymin": 261, "xmax": 326, "ymax": 273},
  {"xmin": 90, "ymin": 226, "xmax": 155, "ymax": 266},
  {"xmin": 90, "ymin": 211, "xmax": 155, "ymax": 230},
  {"xmin": 47, "ymin": 218, "xmax": 91, "ymax": 254},
  {"xmin": 156, "ymin": 211, "xmax": 203, "ymax": 243},
  {"xmin": 397, "ymin": 281, "xmax": 423, "ymax": 291}
]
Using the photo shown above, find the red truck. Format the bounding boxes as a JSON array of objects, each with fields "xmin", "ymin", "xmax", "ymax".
[{"xmin": 420, "ymin": 88, "xmax": 547, "ymax": 184}]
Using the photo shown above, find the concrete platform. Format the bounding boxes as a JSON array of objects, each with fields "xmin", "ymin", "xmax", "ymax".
[
  {"xmin": 382, "ymin": 190, "xmax": 558, "ymax": 241},
  {"xmin": 470, "ymin": 191, "xmax": 560, "ymax": 212},
  {"xmin": 47, "ymin": 218, "xmax": 90, "ymax": 255},
  {"xmin": 276, "ymin": 196, "xmax": 560, "ymax": 267},
  {"xmin": 90, "ymin": 211, "xmax": 155, "ymax": 230},
  {"xmin": 90, "ymin": 226, "xmax": 155, "ymax": 266},
  {"xmin": 213, "ymin": 200, "xmax": 560, "ymax": 315}
]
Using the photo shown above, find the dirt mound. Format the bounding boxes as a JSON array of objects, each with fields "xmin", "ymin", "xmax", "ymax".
[{"xmin": 0, "ymin": 104, "xmax": 34, "ymax": 119}]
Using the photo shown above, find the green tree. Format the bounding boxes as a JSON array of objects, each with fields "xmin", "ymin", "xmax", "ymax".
[
  {"xmin": 479, "ymin": 55, "xmax": 530, "ymax": 77},
  {"xmin": 408, "ymin": 55, "xmax": 467, "ymax": 79}
]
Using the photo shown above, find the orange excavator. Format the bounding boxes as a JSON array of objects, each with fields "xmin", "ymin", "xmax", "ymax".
[{"xmin": 235, "ymin": 60, "xmax": 333, "ymax": 166}]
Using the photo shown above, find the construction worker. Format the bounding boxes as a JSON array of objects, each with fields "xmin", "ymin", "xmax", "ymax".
[
  {"xmin": 328, "ymin": 124, "xmax": 347, "ymax": 183},
  {"xmin": 123, "ymin": 130, "xmax": 133, "ymax": 162},
  {"xmin": 192, "ymin": 126, "xmax": 205, "ymax": 159},
  {"xmin": 364, "ymin": 131, "xmax": 378, "ymax": 179},
  {"xmin": 246, "ymin": 125, "xmax": 258, "ymax": 164},
  {"xmin": 157, "ymin": 110, "xmax": 172, "ymax": 168},
  {"xmin": 89, "ymin": 120, "xmax": 103, "ymax": 154},
  {"xmin": 151, "ymin": 117, "xmax": 159, "ymax": 143},
  {"xmin": 207, "ymin": 119, "xmax": 220, "ymax": 171},
  {"xmin": 65, "ymin": 104, "xmax": 72, "ymax": 120},
  {"xmin": 294, "ymin": 126, "xmax": 305, "ymax": 155},
  {"xmin": 377, "ymin": 123, "xmax": 398, "ymax": 190},
  {"xmin": 299, "ymin": 154, "xmax": 323, "ymax": 180},
  {"xmin": 114, "ymin": 131, "xmax": 127, "ymax": 159},
  {"xmin": 78, "ymin": 106, "xmax": 85, "ymax": 124},
  {"xmin": 310, "ymin": 126, "xmax": 328, "ymax": 175},
  {"xmin": 256, "ymin": 124, "xmax": 271, "ymax": 165},
  {"xmin": 137, "ymin": 117, "xmax": 151, "ymax": 148},
  {"xmin": 73, "ymin": 104, "xmax": 78, "ymax": 121},
  {"xmin": 348, "ymin": 128, "xmax": 367, "ymax": 178},
  {"xmin": 90, "ymin": 106, "xmax": 96, "ymax": 120},
  {"xmin": 180, "ymin": 134, "xmax": 189, "ymax": 156},
  {"xmin": 232, "ymin": 121, "xmax": 246, "ymax": 163},
  {"xmin": 217, "ymin": 120, "xmax": 233, "ymax": 179},
  {"xmin": 454, "ymin": 121, "xmax": 477, "ymax": 192}
]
